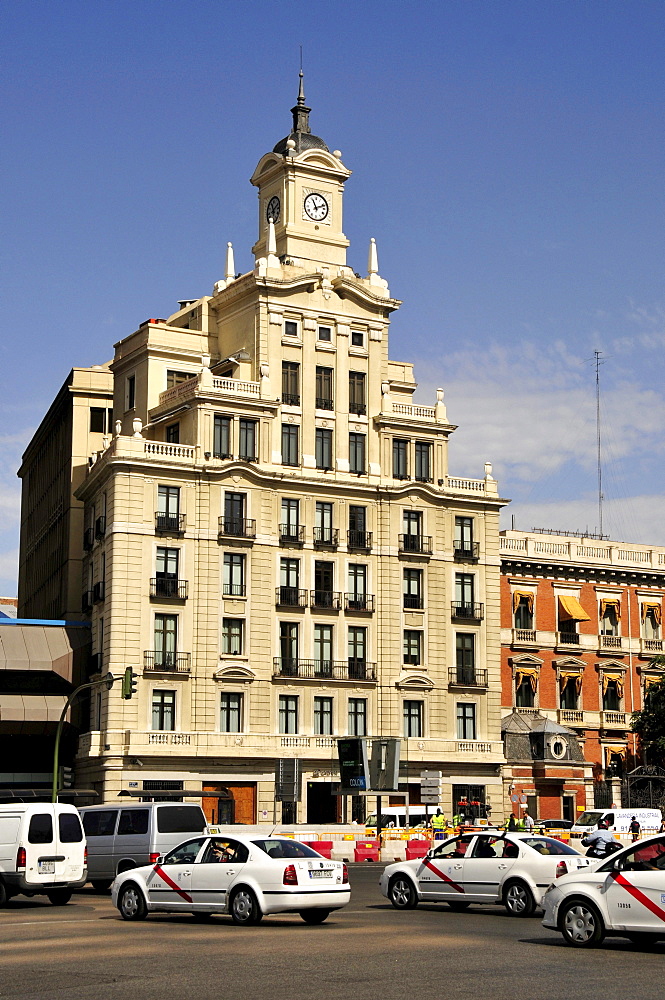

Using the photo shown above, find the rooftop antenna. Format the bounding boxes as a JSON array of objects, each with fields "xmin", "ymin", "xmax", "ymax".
[{"xmin": 594, "ymin": 350, "xmax": 605, "ymax": 536}]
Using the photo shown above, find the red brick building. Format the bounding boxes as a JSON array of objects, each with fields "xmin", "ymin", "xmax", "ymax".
[{"xmin": 500, "ymin": 529, "xmax": 665, "ymax": 821}]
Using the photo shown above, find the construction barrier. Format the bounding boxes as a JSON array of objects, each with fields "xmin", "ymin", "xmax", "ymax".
[
  {"xmin": 302, "ymin": 840, "xmax": 333, "ymax": 858},
  {"xmin": 354, "ymin": 839, "xmax": 380, "ymax": 862},
  {"xmin": 405, "ymin": 839, "xmax": 430, "ymax": 860}
]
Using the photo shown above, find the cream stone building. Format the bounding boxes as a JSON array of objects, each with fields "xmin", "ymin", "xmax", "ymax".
[{"xmin": 25, "ymin": 81, "xmax": 509, "ymax": 823}]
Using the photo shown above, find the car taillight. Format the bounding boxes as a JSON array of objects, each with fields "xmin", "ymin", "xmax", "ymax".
[
  {"xmin": 84, "ymin": 847, "xmax": 88, "ymax": 864},
  {"xmin": 556, "ymin": 861, "xmax": 568, "ymax": 878},
  {"xmin": 342, "ymin": 863, "xmax": 349, "ymax": 884},
  {"xmin": 283, "ymin": 864, "xmax": 298, "ymax": 885},
  {"xmin": 16, "ymin": 847, "xmax": 26, "ymax": 869},
  {"xmin": 149, "ymin": 853, "xmax": 160, "ymax": 863}
]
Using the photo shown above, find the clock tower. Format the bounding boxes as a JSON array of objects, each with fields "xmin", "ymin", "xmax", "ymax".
[{"xmin": 250, "ymin": 73, "xmax": 351, "ymax": 270}]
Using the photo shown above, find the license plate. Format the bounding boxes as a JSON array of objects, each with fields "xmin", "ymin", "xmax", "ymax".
[
  {"xmin": 309, "ymin": 869, "xmax": 332, "ymax": 879},
  {"xmin": 38, "ymin": 861, "xmax": 55, "ymax": 874}
]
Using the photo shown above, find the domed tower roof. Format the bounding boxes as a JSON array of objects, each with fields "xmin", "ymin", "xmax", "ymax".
[{"xmin": 273, "ymin": 71, "xmax": 330, "ymax": 155}]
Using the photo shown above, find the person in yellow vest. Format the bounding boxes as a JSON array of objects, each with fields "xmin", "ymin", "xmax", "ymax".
[{"xmin": 430, "ymin": 808, "xmax": 447, "ymax": 840}]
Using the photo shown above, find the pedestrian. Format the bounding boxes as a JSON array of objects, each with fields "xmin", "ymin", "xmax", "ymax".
[
  {"xmin": 523, "ymin": 810, "xmax": 534, "ymax": 833},
  {"xmin": 629, "ymin": 816, "xmax": 641, "ymax": 843},
  {"xmin": 507, "ymin": 813, "xmax": 517, "ymax": 831},
  {"xmin": 659, "ymin": 818, "xmax": 665, "ymax": 834},
  {"xmin": 430, "ymin": 808, "xmax": 447, "ymax": 840}
]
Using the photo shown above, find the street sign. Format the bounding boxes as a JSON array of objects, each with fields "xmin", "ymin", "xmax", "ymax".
[
  {"xmin": 420, "ymin": 769, "xmax": 442, "ymax": 804},
  {"xmin": 337, "ymin": 738, "xmax": 370, "ymax": 794},
  {"xmin": 369, "ymin": 738, "xmax": 400, "ymax": 791},
  {"xmin": 510, "ymin": 793, "xmax": 519, "ymax": 803}
]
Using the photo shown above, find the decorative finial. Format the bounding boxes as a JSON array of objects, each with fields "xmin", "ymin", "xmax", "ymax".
[
  {"xmin": 291, "ymin": 55, "xmax": 311, "ymax": 136},
  {"xmin": 297, "ymin": 68, "xmax": 305, "ymax": 106},
  {"xmin": 368, "ymin": 237, "xmax": 379, "ymax": 275},
  {"xmin": 225, "ymin": 242, "xmax": 235, "ymax": 282}
]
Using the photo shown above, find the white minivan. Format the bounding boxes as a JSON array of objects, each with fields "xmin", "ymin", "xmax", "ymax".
[
  {"xmin": 0, "ymin": 802, "xmax": 86, "ymax": 906},
  {"xmin": 571, "ymin": 808, "xmax": 662, "ymax": 835}
]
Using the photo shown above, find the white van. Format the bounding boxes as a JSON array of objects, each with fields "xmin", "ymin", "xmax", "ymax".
[
  {"xmin": 0, "ymin": 802, "xmax": 86, "ymax": 906},
  {"xmin": 571, "ymin": 808, "xmax": 662, "ymax": 834},
  {"xmin": 365, "ymin": 807, "xmax": 430, "ymax": 830},
  {"xmin": 79, "ymin": 802, "xmax": 207, "ymax": 889}
]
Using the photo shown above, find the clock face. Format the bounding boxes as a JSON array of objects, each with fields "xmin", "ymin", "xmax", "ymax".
[
  {"xmin": 266, "ymin": 196, "xmax": 280, "ymax": 224},
  {"xmin": 304, "ymin": 192, "xmax": 329, "ymax": 222}
]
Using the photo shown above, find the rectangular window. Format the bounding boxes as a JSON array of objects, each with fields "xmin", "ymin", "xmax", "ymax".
[
  {"xmin": 314, "ymin": 696, "xmax": 333, "ymax": 735},
  {"xmin": 514, "ymin": 595, "xmax": 534, "ymax": 630},
  {"xmin": 415, "ymin": 442, "xmax": 432, "ymax": 482},
  {"xmin": 280, "ymin": 622, "xmax": 299, "ymax": 673},
  {"xmin": 223, "ymin": 553, "xmax": 245, "ymax": 597},
  {"xmin": 559, "ymin": 674, "xmax": 579, "ymax": 710},
  {"xmin": 456, "ymin": 703, "xmax": 476, "ymax": 740},
  {"xmin": 600, "ymin": 601, "xmax": 619, "ymax": 636},
  {"xmin": 154, "ymin": 615, "xmax": 177, "ymax": 669},
  {"xmin": 314, "ymin": 624, "xmax": 333, "ymax": 675},
  {"xmin": 223, "ymin": 491, "xmax": 247, "ymax": 536},
  {"xmin": 90, "ymin": 407, "xmax": 106, "ymax": 433},
  {"xmin": 348, "ymin": 627, "xmax": 366, "ymax": 678},
  {"xmin": 403, "ymin": 568, "xmax": 423, "ymax": 609},
  {"xmin": 402, "ymin": 510, "xmax": 422, "ymax": 550},
  {"xmin": 213, "ymin": 415, "xmax": 231, "ymax": 458},
  {"xmin": 279, "ymin": 557, "xmax": 300, "ymax": 604},
  {"xmin": 455, "ymin": 634, "xmax": 475, "ymax": 682},
  {"xmin": 221, "ymin": 692, "xmax": 243, "ymax": 733},
  {"xmin": 348, "ymin": 698, "xmax": 367, "ymax": 736},
  {"xmin": 317, "ymin": 325, "xmax": 332, "ymax": 342},
  {"xmin": 349, "ymin": 371, "xmax": 366, "ymax": 415},
  {"xmin": 280, "ymin": 497, "xmax": 300, "ymax": 540},
  {"xmin": 315, "ymin": 428, "xmax": 333, "ymax": 469},
  {"xmin": 314, "ymin": 561, "xmax": 334, "ymax": 607},
  {"xmin": 643, "ymin": 607, "xmax": 661, "ymax": 640},
  {"xmin": 239, "ymin": 419, "xmax": 257, "ymax": 461},
  {"xmin": 351, "ymin": 330, "xmax": 364, "ymax": 347},
  {"xmin": 455, "ymin": 573, "xmax": 474, "ymax": 610},
  {"xmin": 284, "ymin": 320, "xmax": 298, "ymax": 337},
  {"xmin": 281, "ymin": 424, "xmax": 299, "ymax": 466},
  {"xmin": 165, "ymin": 422, "xmax": 180, "ymax": 443},
  {"xmin": 603, "ymin": 678, "xmax": 622, "ymax": 711},
  {"xmin": 222, "ymin": 618, "xmax": 243, "ymax": 655},
  {"xmin": 152, "ymin": 690, "xmax": 176, "ymax": 731},
  {"xmin": 349, "ymin": 505, "xmax": 366, "ymax": 535},
  {"xmin": 393, "ymin": 439, "xmax": 409, "ymax": 479},
  {"xmin": 403, "ymin": 700, "xmax": 423, "ymax": 738},
  {"xmin": 315, "ymin": 502, "xmax": 333, "ymax": 545},
  {"xmin": 155, "ymin": 547, "xmax": 179, "ymax": 597},
  {"xmin": 454, "ymin": 516, "xmax": 474, "ymax": 555},
  {"xmin": 315, "ymin": 366, "xmax": 334, "ymax": 410},
  {"xmin": 349, "ymin": 433, "xmax": 366, "ymax": 474},
  {"xmin": 279, "ymin": 694, "xmax": 298, "ymax": 734},
  {"xmin": 126, "ymin": 374, "xmax": 135, "ymax": 411},
  {"xmin": 403, "ymin": 630, "xmax": 422, "ymax": 666},
  {"xmin": 166, "ymin": 370, "xmax": 194, "ymax": 388},
  {"xmin": 348, "ymin": 564, "xmax": 367, "ymax": 606},
  {"xmin": 158, "ymin": 485, "xmax": 180, "ymax": 517},
  {"xmin": 281, "ymin": 362, "xmax": 300, "ymax": 406},
  {"xmin": 515, "ymin": 673, "xmax": 536, "ymax": 708}
]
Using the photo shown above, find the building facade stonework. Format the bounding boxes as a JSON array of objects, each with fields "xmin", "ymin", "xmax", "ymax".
[{"xmin": 20, "ymin": 88, "xmax": 509, "ymax": 823}]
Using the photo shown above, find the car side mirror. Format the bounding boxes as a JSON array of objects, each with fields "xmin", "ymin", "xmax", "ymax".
[{"xmin": 156, "ymin": 855, "xmax": 165, "ymax": 864}]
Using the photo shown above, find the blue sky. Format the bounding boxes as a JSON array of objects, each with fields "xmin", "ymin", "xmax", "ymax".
[{"xmin": 1, "ymin": 0, "xmax": 664, "ymax": 596}]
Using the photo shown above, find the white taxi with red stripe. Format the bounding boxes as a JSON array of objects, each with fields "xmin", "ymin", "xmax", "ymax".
[
  {"xmin": 111, "ymin": 833, "xmax": 349, "ymax": 925},
  {"xmin": 542, "ymin": 834, "xmax": 665, "ymax": 947},
  {"xmin": 380, "ymin": 832, "xmax": 591, "ymax": 917}
]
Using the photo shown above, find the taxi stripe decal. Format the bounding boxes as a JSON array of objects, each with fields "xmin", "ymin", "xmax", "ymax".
[
  {"xmin": 608, "ymin": 870, "xmax": 665, "ymax": 923},
  {"xmin": 422, "ymin": 859, "xmax": 464, "ymax": 894},
  {"xmin": 152, "ymin": 864, "xmax": 193, "ymax": 903}
]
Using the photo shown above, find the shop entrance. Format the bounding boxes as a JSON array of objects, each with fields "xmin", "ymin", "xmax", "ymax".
[
  {"xmin": 202, "ymin": 783, "xmax": 256, "ymax": 824},
  {"xmin": 306, "ymin": 781, "xmax": 339, "ymax": 824}
]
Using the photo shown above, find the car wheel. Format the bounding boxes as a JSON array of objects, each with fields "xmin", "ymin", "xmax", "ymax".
[
  {"xmin": 560, "ymin": 898, "xmax": 605, "ymax": 948},
  {"xmin": 299, "ymin": 909, "xmax": 330, "ymax": 924},
  {"xmin": 0, "ymin": 880, "xmax": 7, "ymax": 907},
  {"xmin": 447, "ymin": 900, "xmax": 471, "ymax": 911},
  {"xmin": 503, "ymin": 880, "xmax": 536, "ymax": 917},
  {"xmin": 192, "ymin": 912, "xmax": 214, "ymax": 922},
  {"xmin": 91, "ymin": 880, "xmax": 113, "ymax": 892},
  {"xmin": 230, "ymin": 887, "xmax": 262, "ymax": 926},
  {"xmin": 46, "ymin": 889, "xmax": 72, "ymax": 906},
  {"xmin": 388, "ymin": 875, "xmax": 419, "ymax": 910},
  {"xmin": 118, "ymin": 882, "xmax": 148, "ymax": 921}
]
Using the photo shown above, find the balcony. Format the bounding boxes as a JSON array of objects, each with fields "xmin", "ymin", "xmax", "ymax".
[
  {"xmin": 451, "ymin": 602, "xmax": 484, "ymax": 621},
  {"xmin": 345, "ymin": 593, "xmax": 375, "ymax": 613},
  {"xmin": 218, "ymin": 517, "xmax": 256, "ymax": 541},
  {"xmin": 404, "ymin": 595, "xmax": 424, "ymax": 611},
  {"xmin": 601, "ymin": 711, "xmax": 627, "ymax": 728},
  {"xmin": 557, "ymin": 631, "xmax": 581, "ymax": 647},
  {"xmin": 83, "ymin": 527, "xmax": 95, "ymax": 551},
  {"xmin": 279, "ymin": 524, "xmax": 305, "ymax": 546},
  {"xmin": 347, "ymin": 530, "xmax": 372, "ymax": 551},
  {"xmin": 95, "ymin": 516, "xmax": 106, "ymax": 539},
  {"xmin": 313, "ymin": 527, "xmax": 339, "ymax": 549},
  {"xmin": 92, "ymin": 581, "xmax": 105, "ymax": 603},
  {"xmin": 640, "ymin": 638, "xmax": 663, "ymax": 655},
  {"xmin": 349, "ymin": 402, "xmax": 366, "ymax": 416},
  {"xmin": 315, "ymin": 397, "xmax": 334, "ymax": 411},
  {"xmin": 599, "ymin": 634, "xmax": 623, "ymax": 651},
  {"xmin": 81, "ymin": 590, "xmax": 94, "ymax": 613},
  {"xmin": 150, "ymin": 578, "xmax": 189, "ymax": 600},
  {"xmin": 275, "ymin": 587, "xmax": 308, "ymax": 608},
  {"xmin": 273, "ymin": 658, "xmax": 377, "ymax": 681},
  {"xmin": 399, "ymin": 534, "xmax": 432, "ymax": 556},
  {"xmin": 511, "ymin": 628, "xmax": 537, "ymax": 646},
  {"xmin": 144, "ymin": 651, "xmax": 191, "ymax": 673},
  {"xmin": 282, "ymin": 392, "xmax": 300, "ymax": 406},
  {"xmin": 155, "ymin": 512, "xmax": 186, "ymax": 534},
  {"xmin": 310, "ymin": 590, "xmax": 341, "ymax": 611},
  {"xmin": 558, "ymin": 709, "xmax": 584, "ymax": 726},
  {"xmin": 454, "ymin": 540, "xmax": 480, "ymax": 562},
  {"xmin": 448, "ymin": 667, "xmax": 489, "ymax": 688},
  {"xmin": 223, "ymin": 584, "xmax": 246, "ymax": 598}
]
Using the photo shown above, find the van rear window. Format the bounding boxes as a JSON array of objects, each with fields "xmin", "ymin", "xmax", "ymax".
[
  {"xmin": 59, "ymin": 813, "xmax": 83, "ymax": 843},
  {"xmin": 156, "ymin": 806, "xmax": 206, "ymax": 834},
  {"xmin": 82, "ymin": 810, "xmax": 118, "ymax": 837},
  {"xmin": 28, "ymin": 813, "xmax": 53, "ymax": 844}
]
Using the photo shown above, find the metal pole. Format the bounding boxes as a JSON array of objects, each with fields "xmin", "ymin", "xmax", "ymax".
[
  {"xmin": 51, "ymin": 675, "xmax": 114, "ymax": 802},
  {"xmin": 376, "ymin": 794, "xmax": 382, "ymax": 846}
]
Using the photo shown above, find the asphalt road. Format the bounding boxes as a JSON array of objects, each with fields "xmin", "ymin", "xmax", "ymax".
[{"xmin": 1, "ymin": 867, "xmax": 662, "ymax": 1000}]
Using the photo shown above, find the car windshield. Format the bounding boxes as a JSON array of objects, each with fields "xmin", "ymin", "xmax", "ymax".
[
  {"xmin": 576, "ymin": 811, "xmax": 604, "ymax": 827},
  {"xmin": 521, "ymin": 837, "xmax": 580, "ymax": 856},
  {"xmin": 252, "ymin": 839, "xmax": 322, "ymax": 859}
]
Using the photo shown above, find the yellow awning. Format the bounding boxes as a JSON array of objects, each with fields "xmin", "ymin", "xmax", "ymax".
[
  {"xmin": 604, "ymin": 746, "xmax": 626, "ymax": 765},
  {"xmin": 641, "ymin": 602, "xmax": 662, "ymax": 625},
  {"xmin": 602, "ymin": 672, "xmax": 625, "ymax": 697},
  {"xmin": 512, "ymin": 590, "xmax": 535, "ymax": 614},
  {"xmin": 559, "ymin": 670, "xmax": 583, "ymax": 694},
  {"xmin": 600, "ymin": 598, "xmax": 621, "ymax": 621},
  {"xmin": 515, "ymin": 667, "xmax": 539, "ymax": 692},
  {"xmin": 558, "ymin": 595, "xmax": 591, "ymax": 622}
]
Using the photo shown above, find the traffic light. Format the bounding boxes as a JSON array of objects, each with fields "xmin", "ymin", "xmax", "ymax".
[
  {"xmin": 59, "ymin": 765, "xmax": 73, "ymax": 788},
  {"xmin": 121, "ymin": 666, "xmax": 138, "ymax": 699}
]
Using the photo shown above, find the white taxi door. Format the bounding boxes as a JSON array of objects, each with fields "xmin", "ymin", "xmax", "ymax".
[
  {"xmin": 462, "ymin": 836, "xmax": 519, "ymax": 900},
  {"xmin": 145, "ymin": 837, "xmax": 205, "ymax": 910},
  {"xmin": 417, "ymin": 836, "xmax": 474, "ymax": 902},
  {"xmin": 190, "ymin": 838, "xmax": 249, "ymax": 911},
  {"xmin": 603, "ymin": 838, "xmax": 665, "ymax": 932}
]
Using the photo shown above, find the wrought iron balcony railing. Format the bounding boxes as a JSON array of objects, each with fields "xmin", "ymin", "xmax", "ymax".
[
  {"xmin": 453, "ymin": 540, "xmax": 480, "ymax": 561},
  {"xmin": 313, "ymin": 527, "xmax": 339, "ymax": 549},
  {"xmin": 448, "ymin": 667, "xmax": 488, "ymax": 688},
  {"xmin": 279, "ymin": 524, "xmax": 305, "ymax": 545},
  {"xmin": 310, "ymin": 590, "xmax": 342, "ymax": 610},
  {"xmin": 155, "ymin": 512, "xmax": 186, "ymax": 534},
  {"xmin": 451, "ymin": 602, "xmax": 484, "ymax": 621},
  {"xmin": 150, "ymin": 578, "xmax": 189, "ymax": 599},
  {"xmin": 218, "ymin": 517, "xmax": 256, "ymax": 540},
  {"xmin": 275, "ymin": 587, "xmax": 308, "ymax": 608},
  {"xmin": 347, "ymin": 530, "xmax": 372, "ymax": 551},
  {"xmin": 273, "ymin": 658, "xmax": 377, "ymax": 681},
  {"xmin": 344, "ymin": 593, "xmax": 375, "ymax": 612},
  {"xmin": 399, "ymin": 534, "xmax": 432, "ymax": 555},
  {"xmin": 144, "ymin": 651, "xmax": 191, "ymax": 673}
]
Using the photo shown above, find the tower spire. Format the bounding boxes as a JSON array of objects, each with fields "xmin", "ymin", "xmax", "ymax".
[{"xmin": 291, "ymin": 68, "xmax": 311, "ymax": 136}]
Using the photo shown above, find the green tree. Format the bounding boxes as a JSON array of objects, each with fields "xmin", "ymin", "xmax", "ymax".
[{"xmin": 631, "ymin": 657, "xmax": 665, "ymax": 767}]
